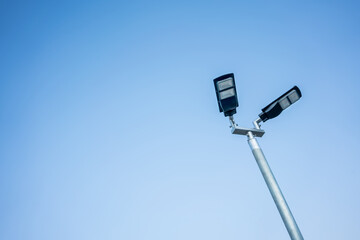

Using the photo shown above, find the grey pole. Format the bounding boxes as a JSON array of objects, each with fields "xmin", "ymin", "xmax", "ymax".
[{"xmin": 247, "ymin": 131, "xmax": 304, "ymax": 240}]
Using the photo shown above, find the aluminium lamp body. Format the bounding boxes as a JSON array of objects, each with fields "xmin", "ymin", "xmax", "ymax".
[
  {"xmin": 213, "ymin": 73, "xmax": 239, "ymax": 117},
  {"xmin": 259, "ymin": 86, "xmax": 302, "ymax": 122}
]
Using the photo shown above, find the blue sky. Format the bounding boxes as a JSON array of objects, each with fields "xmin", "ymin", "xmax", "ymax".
[{"xmin": 1, "ymin": 1, "xmax": 360, "ymax": 239}]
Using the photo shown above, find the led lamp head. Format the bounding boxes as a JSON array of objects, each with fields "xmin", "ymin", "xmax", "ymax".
[
  {"xmin": 213, "ymin": 73, "xmax": 239, "ymax": 117},
  {"xmin": 259, "ymin": 86, "xmax": 302, "ymax": 122}
]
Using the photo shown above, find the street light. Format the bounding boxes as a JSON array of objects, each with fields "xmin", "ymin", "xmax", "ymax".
[
  {"xmin": 213, "ymin": 73, "xmax": 239, "ymax": 117},
  {"xmin": 213, "ymin": 74, "xmax": 304, "ymax": 240},
  {"xmin": 259, "ymin": 86, "xmax": 302, "ymax": 122}
]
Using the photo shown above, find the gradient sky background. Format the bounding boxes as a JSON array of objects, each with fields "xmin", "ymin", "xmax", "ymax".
[{"xmin": 1, "ymin": 1, "xmax": 360, "ymax": 239}]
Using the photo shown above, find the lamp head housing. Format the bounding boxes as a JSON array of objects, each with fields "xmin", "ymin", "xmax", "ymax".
[
  {"xmin": 259, "ymin": 86, "xmax": 302, "ymax": 122},
  {"xmin": 213, "ymin": 73, "xmax": 239, "ymax": 117}
]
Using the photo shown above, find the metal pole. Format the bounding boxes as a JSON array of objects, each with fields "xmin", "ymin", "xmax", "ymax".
[{"xmin": 247, "ymin": 131, "xmax": 304, "ymax": 240}]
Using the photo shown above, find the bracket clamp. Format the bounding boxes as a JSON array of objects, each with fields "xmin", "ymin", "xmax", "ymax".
[
  {"xmin": 231, "ymin": 126, "xmax": 265, "ymax": 137},
  {"xmin": 229, "ymin": 116, "xmax": 265, "ymax": 137}
]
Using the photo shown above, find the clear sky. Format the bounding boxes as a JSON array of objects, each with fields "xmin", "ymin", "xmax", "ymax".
[{"xmin": 1, "ymin": 1, "xmax": 360, "ymax": 239}]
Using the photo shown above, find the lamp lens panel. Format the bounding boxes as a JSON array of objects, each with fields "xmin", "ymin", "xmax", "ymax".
[
  {"xmin": 216, "ymin": 77, "xmax": 234, "ymax": 91},
  {"xmin": 288, "ymin": 90, "xmax": 300, "ymax": 104},
  {"xmin": 279, "ymin": 97, "xmax": 291, "ymax": 110},
  {"xmin": 219, "ymin": 88, "xmax": 235, "ymax": 100}
]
